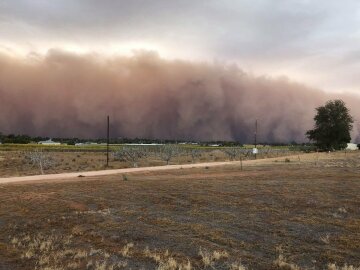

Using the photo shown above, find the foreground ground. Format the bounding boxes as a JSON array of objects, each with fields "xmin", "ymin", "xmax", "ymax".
[{"xmin": 0, "ymin": 152, "xmax": 359, "ymax": 270}]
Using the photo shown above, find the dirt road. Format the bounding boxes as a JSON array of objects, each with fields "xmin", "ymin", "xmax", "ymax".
[{"xmin": 0, "ymin": 154, "xmax": 311, "ymax": 185}]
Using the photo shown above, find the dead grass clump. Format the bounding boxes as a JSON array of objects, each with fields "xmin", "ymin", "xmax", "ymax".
[
  {"xmin": 120, "ymin": 242, "xmax": 134, "ymax": 257},
  {"xmin": 144, "ymin": 246, "xmax": 162, "ymax": 263},
  {"xmin": 320, "ymin": 233, "xmax": 331, "ymax": 245},
  {"xmin": 230, "ymin": 261, "xmax": 247, "ymax": 270},
  {"xmin": 198, "ymin": 247, "xmax": 229, "ymax": 267},
  {"xmin": 338, "ymin": 207, "xmax": 347, "ymax": 214},
  {"xmin": 86, "ymin": 256, "xmax": 128, "ymax": 270},
  {"xmin": 74, "ymin": 249, "xmax": 88, "ymax": 259},
  {"xmin": 274, "ymin": 247, "xmax": 301, "ymax": 270},
  {"xmin": 144, "ymin": 246, "xmax": 191, "ymax": 270},
  {"xmin": 274, "ymin": 254, "xmax": 301, "ymax": 270},
  {"xmin": 157, "ymin": 257, "xmax": 178, "ymax": 270},
  {"xmin": 328, "ymin": 264, "xmax": 360, "ymax": 270},
  {"xmin": 67, "ymin": 261, "xmax": 81, "ymax": 269},
  {"xmin": 212, "ymin": 250, "xmax": 229, "ymax": 260},
  {"xmin": 198, "ymin": 248, "xmax": 212, "ymax": 267},
  {"xmin": 180, "ymin": 260, "xmax": 192, "ymax": 270}
]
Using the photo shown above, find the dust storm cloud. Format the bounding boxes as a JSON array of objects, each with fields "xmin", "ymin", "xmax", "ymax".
[{"xmin": 0, "ymin": 50, "xmax": 359, "ymax": 142}]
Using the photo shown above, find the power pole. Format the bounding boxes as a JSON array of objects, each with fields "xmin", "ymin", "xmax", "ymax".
[
  {"xmin": 254, "ymin": 119, "xmax": 258, "ymax": 159},
  {"xmin": 106, "ymin": 115, "xmax": 110, "ymax": 167}
]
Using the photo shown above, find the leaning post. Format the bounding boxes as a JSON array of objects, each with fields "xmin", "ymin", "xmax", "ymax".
[{"xmin": 106, "ymin": 115, "xmax": 110, "ymax": 167}]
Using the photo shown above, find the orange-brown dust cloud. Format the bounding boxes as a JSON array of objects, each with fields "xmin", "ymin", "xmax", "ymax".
[{"xmin": 0, "ymin": 50, "xmax": 359, "ymax": 142}]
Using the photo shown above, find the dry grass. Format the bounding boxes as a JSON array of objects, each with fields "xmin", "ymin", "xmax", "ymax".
[
  {"xmin": 0, "ymin": 151, "xmax": 359, "ymax": 269},
  {"xmin": 9, "ymin": 232, "xmax": 130, "ymax": 270},
  {"xmin": 0, "ymin": 147, "xmax": 300, "ymax": 177},
  {"xmin": 328, "ymin": 264, "xmax": 360, "ymax": 270},
  {"xmin": 274, "ymin": 247, "xmax": 301, "ymax": 270}
]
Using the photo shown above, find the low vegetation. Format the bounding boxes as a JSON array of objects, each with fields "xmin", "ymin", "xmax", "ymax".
[{"xmin": 0, "ymin": 145, "xmax": 301, "ymax": 177}]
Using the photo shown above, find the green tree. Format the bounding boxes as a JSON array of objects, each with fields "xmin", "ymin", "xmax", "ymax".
[{"xmin": 306, "ymin": 100, "xmax": 353, "ymax": 151}]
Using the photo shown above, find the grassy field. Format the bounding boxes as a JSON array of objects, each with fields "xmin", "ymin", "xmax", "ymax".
[
  {"xmin": 0, "ymin": 151, "xmax": 359, "ymax": 269},
  {"xmin": 0, "ymin": 144, "xmax": 299, "ymax": 177}
]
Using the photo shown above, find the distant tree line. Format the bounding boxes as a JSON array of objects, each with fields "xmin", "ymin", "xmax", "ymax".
[
  {"xmin": 0, "ymin": 132, "xmax": 327, "ymax": 149},
  {"xmin": 0, "ymin": 133, "xmax": 43, "ymax": 144},
  {"xmin": 0, "ymin": 132, "xmax": 313, "ymax": 147},
  {"xmin": 0, "ymin": 133, "xmax": 246, "ymax": 146}
]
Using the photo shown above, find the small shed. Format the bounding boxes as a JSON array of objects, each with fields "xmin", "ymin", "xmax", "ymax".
[{"xmin": 38, "ymin": 139, "xmax": 61, "ymax": 145}]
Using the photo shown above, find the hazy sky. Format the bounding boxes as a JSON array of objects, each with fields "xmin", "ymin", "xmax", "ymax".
[{"xmin": 1, "ymin": 0, "xmax": 360, "ymax": 93}]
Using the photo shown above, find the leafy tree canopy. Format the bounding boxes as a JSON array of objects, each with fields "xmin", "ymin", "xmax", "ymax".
[{"xmin": 306, "ymin": 99, "xmax": 353, "ymax": 151}]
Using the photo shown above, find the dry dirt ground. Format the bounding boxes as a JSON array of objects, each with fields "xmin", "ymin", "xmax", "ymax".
[{"xmin": 0, "ymin": 152, "xmax": 359, "ymax": 270}]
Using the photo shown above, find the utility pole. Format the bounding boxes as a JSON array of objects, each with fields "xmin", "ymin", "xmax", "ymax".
[
  {"xmin": 254, "ymin": 119, "xmax": 257, "ymax": 148},
  {"xmin": 254, "ymin": 119, "xmax": 258, "ymax": 159},
  {"xmin": 106, "ymin": 115, "xmax": 110, "ymax": 167}
]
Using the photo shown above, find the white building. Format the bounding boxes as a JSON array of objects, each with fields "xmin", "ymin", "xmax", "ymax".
[
  {"xmin": 38, "ymin": 139, "xmax": 61, "ymax": 145},
  {"xmin": 124, "ymin": 143, "xmax": 163, "ymax": 146},
  {"xmin": 346, "ymin": 143, "xmax": 358, "ymax": 150},
  {"xmin": 75, "ymin": 142, "xmax": 99, "ymax": 146}
]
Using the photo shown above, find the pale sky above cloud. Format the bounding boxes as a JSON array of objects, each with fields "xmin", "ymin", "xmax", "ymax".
[{"xmin": 1, "ymin": 0, "xmax": 360, "ymax": 93}]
